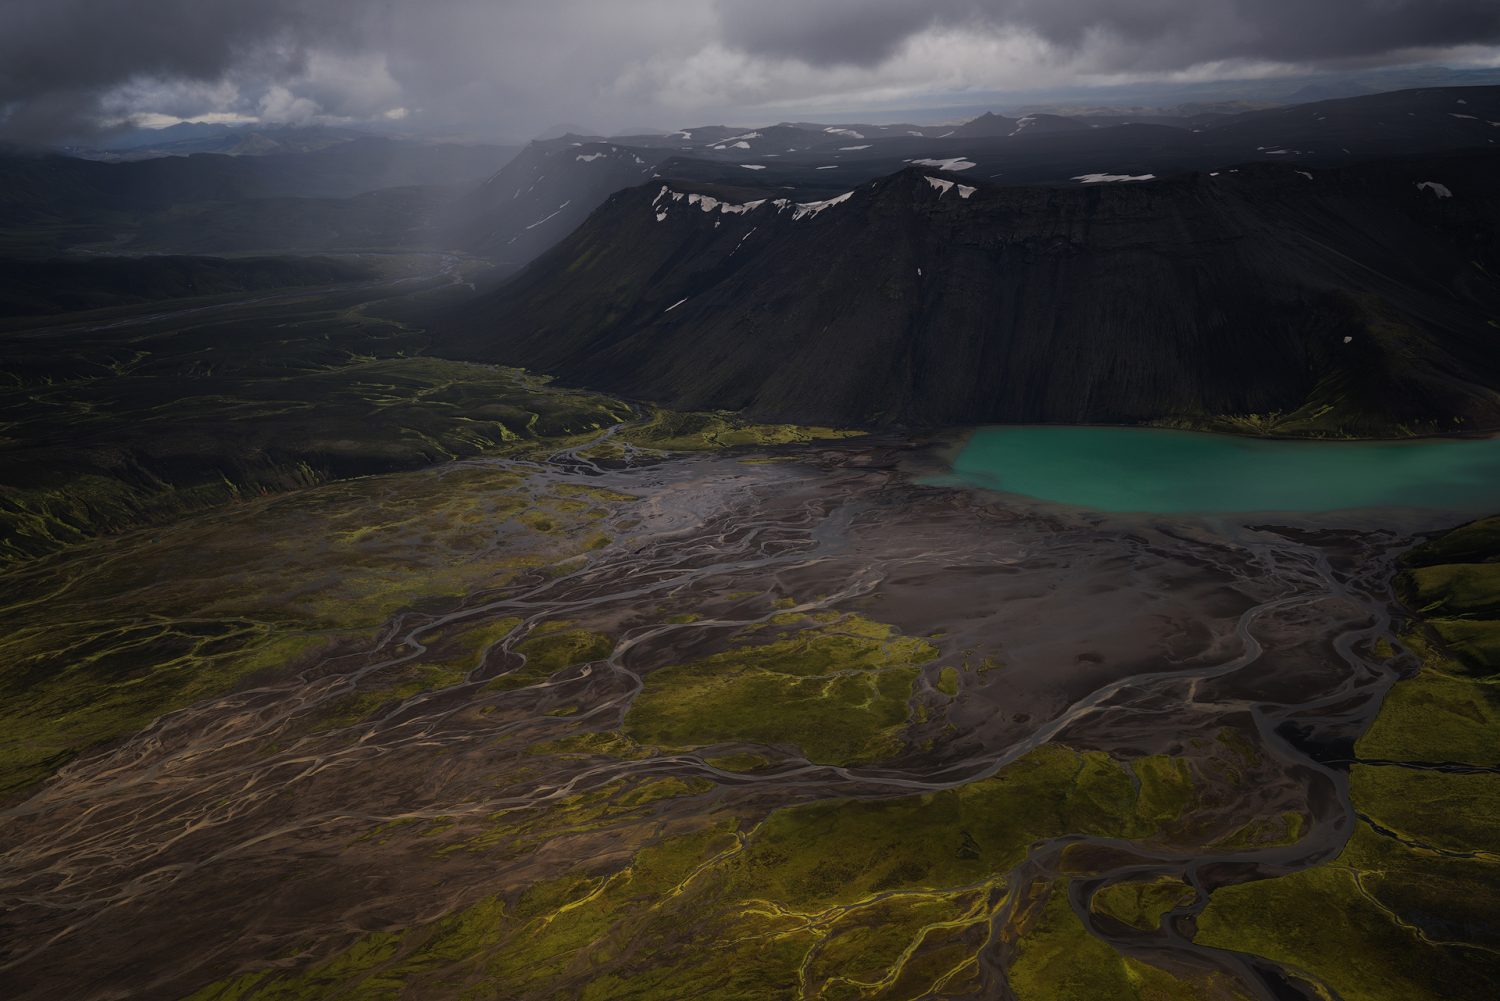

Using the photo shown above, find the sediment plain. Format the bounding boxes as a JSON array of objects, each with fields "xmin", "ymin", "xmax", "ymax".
[{"xmin": 1, "ymin": 274, "xmax": 1495, "ymax": 1001}]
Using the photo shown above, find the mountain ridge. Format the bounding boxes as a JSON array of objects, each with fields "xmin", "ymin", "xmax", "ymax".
[
  {"xmin": 440, "ymin": 151, "xmax": 1500, "ymax": 435},
  {"xmin": 454, "ymin": 85, "xmax": 1500, "ymax": 271}
]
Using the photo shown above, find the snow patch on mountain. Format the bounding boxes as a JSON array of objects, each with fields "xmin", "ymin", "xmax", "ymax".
[
  {"xmin": 910, "ymin": 157, "xmax": 977, "ymax": 171},
  {"xmin": 1073, "ymin": 173, "xmax": 1156, "ymax": 183},
  {"xmin": 924, "ymin": 175, "xmax": 976, "ymax": 199},
  {"xmin": 653, "ymin": 186, "xmax": 768, "ymax": 218},
  {"xmin": 778, "ymin": 191, "xmax": 854, "ymax": 220},
  {"xmin": 525, "ymin": 200, "xmax": 571, "ymax": 229}
]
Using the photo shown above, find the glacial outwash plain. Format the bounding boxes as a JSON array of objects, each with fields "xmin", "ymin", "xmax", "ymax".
[{"xmin": 2, "ymin": 249, "xmax": 1499, "ymax": 1001}]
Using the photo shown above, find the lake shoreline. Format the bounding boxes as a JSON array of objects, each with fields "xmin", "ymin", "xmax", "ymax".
[{"xmin": 933, "ymin": 425, "xmax": 1500, "ymax": 519}]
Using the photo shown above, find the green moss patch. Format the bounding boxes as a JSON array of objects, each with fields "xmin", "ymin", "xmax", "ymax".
[
  {"xmin": 187, "ymin": 743, "xmax": 1209, "ymax": 1001},
  {"xmin": 486, "ymin": 623, "xmax": 614, "ymax": 693},
  {"xmin": 1090, "ymin": 877, "xmax": 1197, "ymax": 933},
  {"xmin": 1351, "ymin": 764, "xmax": 1500, "ymax": 855},
  {"xmin": 1013, "ymin": 882, "xmax": 1247, "ymax": 1001},
  {"xmin": 623, "ymin": 614, "xmax": 936, "ymax": 765},
  {"xmin": 617, "ymin": 408, "xmax": 864, "ymax": 453},
  {"xmin": 1195, "ymin": 824, "xmax": 1500, "ymax": 1001}
]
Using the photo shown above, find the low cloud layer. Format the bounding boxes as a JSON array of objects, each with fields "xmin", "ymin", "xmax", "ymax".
[
  {"xmin": 716, "ymin": 1, "xmax": 1500, "ymax": 69},
  {"xmin": 3, "ymin": 0, "xmax": 1499, "ymax": 141}
]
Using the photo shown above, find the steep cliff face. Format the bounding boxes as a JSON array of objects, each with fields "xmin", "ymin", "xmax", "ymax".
[
  {"xmin": 453, "ymin": 139, "xmax": 664, "ymax": 267},
  {"xmin": 443, "ymin": 152, "xmax": 1500, "ymax": 433}
]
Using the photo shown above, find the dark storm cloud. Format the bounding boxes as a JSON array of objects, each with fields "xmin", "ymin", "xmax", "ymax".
[
  {"xmin": 715, "ymin": 0, "xmax": 1500, "ymax": 69},
  {"xmin": 0, "ymin": 0, "xmax": 375, "ymax": 137},
  {"xmin": 0, "ymin": 0, "xmax": 696, "ymax": 140},
  {"xmin": 3, "ymin": 0, "xmax": 1500, "ymax": 141}
]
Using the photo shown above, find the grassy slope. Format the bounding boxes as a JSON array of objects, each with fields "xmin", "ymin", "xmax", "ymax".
[{"xmin": 1194, "ymin": 516, "xmax": 1500, "ymax": 1001}]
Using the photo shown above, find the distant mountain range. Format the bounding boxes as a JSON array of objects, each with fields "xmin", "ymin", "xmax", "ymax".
[
  {"xmin": 463, "ymin": 86, "xmax": 1500, "ymax": 271},
  {"xmin": 63, "ymin": 124, "xmax": 381, "ymax": 161},
  {"xmin": 3, "ymin": 85, "xmax": 1497, "ymax": 264},
  {"xmin": 440, "ymin": 149, "xmax": 1500, "ymax": 434},
  {"xmin": 0, "ymin": 137, "xmax": 518, "ymax": 256}
]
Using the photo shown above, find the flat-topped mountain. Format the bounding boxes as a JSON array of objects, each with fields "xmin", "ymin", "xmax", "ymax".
[{"xmin": 442, "ymin": 151, "xmax": 1500, "ymax": 434}]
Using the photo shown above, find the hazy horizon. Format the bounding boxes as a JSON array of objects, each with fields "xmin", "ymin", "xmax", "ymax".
[{"xmin": 5, "ymin": 1, "xmax": 1500, "ymax": 144}]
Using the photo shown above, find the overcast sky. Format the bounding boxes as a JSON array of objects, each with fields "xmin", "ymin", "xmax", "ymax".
[{"xmin": 4, "ymin": 0, "xmax": 1500, "ymax": 141}]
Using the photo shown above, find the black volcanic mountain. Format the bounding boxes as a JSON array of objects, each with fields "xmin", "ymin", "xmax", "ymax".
[{"xmin": 443, "ymin": 151, "xmax": 1500, "ymax": 433}]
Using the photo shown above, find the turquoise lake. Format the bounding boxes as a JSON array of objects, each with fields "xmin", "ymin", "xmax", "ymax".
[{"xmin": 941, "ymin": 427, "xmax": 1500, "ymax": 514}]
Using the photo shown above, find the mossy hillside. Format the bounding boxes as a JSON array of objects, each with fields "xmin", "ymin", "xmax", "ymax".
[
  {"xmin": 0, "ymin": 462, "xmax": 638, "ymax": 800},
  {"xmin": 186, "ymin": 742, "xmax": 1213, "ymax": 1001},
  {"xmin": 1194, "ymin": 823, "xmax": 1500, "ymax": 1001},
  {"xmin": 1357, "ymin": 666, "xmax": 1500, "ymax": 765},
  {"xmin": 1400, "ymin": 514, "xmax": 1500, "ymax": 570},
  {"xmin": 622, "ymin": 614, "xmax": 938, "ymax": 765},
  {"xmin": 1394, "ymin": 517, "xmax": 1500, "ymax": 676},
  {"xmin": 1359, "ymin": 517, "xmax": 1500, "ymax": 766},
  {"xmin": 0, "ymin": 355, "xmax": 636, "ymax": 565},
  {"xmin": 1397, "ymin": 560, "xmax": 1500, "ymax": 675},
  {"xmin": 617, "ymin": 408, "xmax": 865, "ymax": 452},
  {"xmin": 1412, "ymin": 617, "xmax": 1500, "ymax": 676},
  {"xmin": 1350, "ymin": 763, "xmax": 1500, "ymax": 854},
  {"xmin": 1400, "ymin": 562, "xmax": 1500, "ymax": 619}
]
